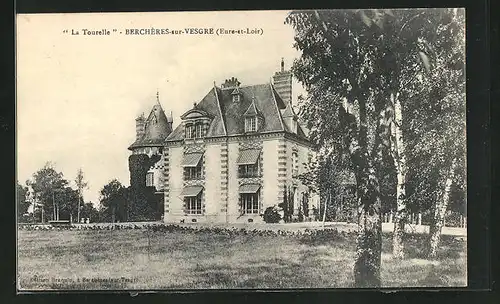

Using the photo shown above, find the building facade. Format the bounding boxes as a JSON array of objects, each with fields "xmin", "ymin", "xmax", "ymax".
[{"xmin": 159, "ymin": 60, "xmax": 319, "ymax": 224}]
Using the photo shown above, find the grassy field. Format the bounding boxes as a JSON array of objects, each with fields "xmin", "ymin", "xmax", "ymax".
[{"xmin": 17, "ymin": 228, "xmax": 466, "ymax": 290}]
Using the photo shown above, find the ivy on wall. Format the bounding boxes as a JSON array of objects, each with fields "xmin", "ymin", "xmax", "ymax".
[{"xmin": 128, "ymin": 153, "xmax": 163, "ymax": 221}]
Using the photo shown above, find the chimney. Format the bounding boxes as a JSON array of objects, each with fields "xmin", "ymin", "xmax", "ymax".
[
  {"xmin": 272, "ymin": 58, "xmax": 292, "ymax": 104},
  {"xmin": 135, "ymin": 113, "xmax": 146, "ymax": 140},
  {"xmin": 221, "ymin": 77, "xmax": 241, "ymax": 89}
]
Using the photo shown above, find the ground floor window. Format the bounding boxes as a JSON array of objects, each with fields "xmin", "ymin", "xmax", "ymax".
[
  {"xmin": 184, "ymin": 195, "xmax": 202, "ymax": 214},
  {"xmin": 240, "ymin": 192, "xmax": 259, "ymax": 214}
]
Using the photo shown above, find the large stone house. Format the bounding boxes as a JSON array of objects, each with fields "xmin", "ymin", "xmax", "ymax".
[{"xmin": 130, "ymin": 60, "xmax": 319, "ymax": 223}]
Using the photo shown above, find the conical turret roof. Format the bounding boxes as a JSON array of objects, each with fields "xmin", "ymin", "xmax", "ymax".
[{"xmin": 128, "ymin": 99, "xmax": 173, "ymax": 150}]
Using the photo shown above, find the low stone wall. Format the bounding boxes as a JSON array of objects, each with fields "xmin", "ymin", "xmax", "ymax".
[{"xmin": 17, "ymin": 221, "xmax": 466, "ymax": 237}]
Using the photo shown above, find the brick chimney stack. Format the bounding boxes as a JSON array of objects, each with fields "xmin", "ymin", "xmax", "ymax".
[
  {"xmin": 272, "ymin": 59, "xmax": 292, "ymax": 104},
  {"xmin": 221, "ymin": 77, "xmax": 241, "ymax": 89}
]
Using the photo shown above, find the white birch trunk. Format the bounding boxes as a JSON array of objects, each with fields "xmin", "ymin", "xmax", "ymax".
[
  {"xmin": 428, "ymin": 158, "xmax": 457, "ymax": 258},
  {"xmin": 77, "ymin": 192, "xmax": 81, "ymax": 223},
  {"xmin": 391, "ymin": 92, "xmax": 407, "ymax": 259},
  {"xmin": 322, "ymin": 191, "xmax": 329, "ymax": 228}
]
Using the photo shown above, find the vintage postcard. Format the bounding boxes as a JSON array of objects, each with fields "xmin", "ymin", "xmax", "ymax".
[{"xmin": 16, "ymin": 9, "xmax": 467, "ymax": 290}]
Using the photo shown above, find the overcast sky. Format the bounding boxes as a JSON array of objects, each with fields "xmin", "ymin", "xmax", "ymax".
[{"xmin": 17, "ymin": 11, "xmax": 305, "ymax": 205}]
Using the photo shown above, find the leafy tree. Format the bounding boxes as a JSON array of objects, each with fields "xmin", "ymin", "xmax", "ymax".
[
  {"xmin": 54, "ymin": 186, "xmax": 80, "ymax": 222},
  {"xmin": 287, "ymin": 9, "xmax": 389, "ymax": 286},
  {"xmin": 27, "ymin": 162, "xmax": 69, "ymax": 222},
  {"xmin": 286, "ymin": 8, "xmax": 464, "ymax": 286},
  {"xmin": 16, "ymin": 182, "xmax": 30, "ymax": 221},
  {"xmin": 99, "ymin": 179, "xmax": 128, "ymax": 223},
  {"xmin": 278, "ymin": 185, "xmax": 291, "ymax": 222},
  {"xmin": 80, "ymin": 202, "xmax": 100, "ymax": 223},
  {"xmin": 75, "ymin": 168, "xmax": 88, "ymax": 223}
]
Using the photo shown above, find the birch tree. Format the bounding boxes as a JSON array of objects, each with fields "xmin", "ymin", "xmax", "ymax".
[
  {"xmin": 75, "ymin": 168, "xmax": 88, "ymax": 223},
  {"xmin": 286, "ymin": 8, "xmax": 464, "ymax": 285}
]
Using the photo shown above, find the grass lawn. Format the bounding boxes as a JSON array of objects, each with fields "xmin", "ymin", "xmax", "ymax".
[{"xmin": 17, "ymin": 228, "xmax": 466, "ymax": 290}]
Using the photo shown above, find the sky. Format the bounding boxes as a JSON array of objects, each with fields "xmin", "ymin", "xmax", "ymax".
[{"xmin": 16, "ymin": 11, "xmax": 306, "ymax": 206}]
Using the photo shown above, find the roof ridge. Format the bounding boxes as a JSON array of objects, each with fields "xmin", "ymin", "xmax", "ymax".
[
  {"xmin": 213, "ymin": 84, "xmax": 227, "ymax": 136},
  {"xmin": 269, "ymin": 81, "xmax": 285, "ymax": 131}
]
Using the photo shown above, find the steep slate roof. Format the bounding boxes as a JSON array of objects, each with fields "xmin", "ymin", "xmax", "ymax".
[
  {"xmin": 129, "ymin": 102, "xmax": 173, "ymax": 150},
  {"xmin": 166, "ymin": 82, "xmax": 308, "ymax": 141}
]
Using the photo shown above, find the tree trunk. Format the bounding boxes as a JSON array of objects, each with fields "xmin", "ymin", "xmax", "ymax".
[
  {"xmin": 322, "ymin": 190, "xmax": 329, "ymax": 228},
  {"xmin": 428, "ymin": 158, "xmax": 457, "ymax": 258},
  {"xmin": 77, "ymin": 192, "xmax": 81, "ymax": 223},
  {"xmin": 391, "ymin": 92, "xmax": 408, "ymax": 259},
  {"xmin": 353, "ymin": 164, "xmax": 382, "ymax": 288},
  {"xmin": 341, "ymin": 89, "xmax": 383, "ymax": 288},
  {"xmin": 112, "ymin": 206, "xmax": 116, "ymax": 223}
]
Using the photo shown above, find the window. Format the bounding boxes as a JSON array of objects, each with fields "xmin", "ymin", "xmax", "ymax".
[
  {"xmin": 245, "ymin": 117, "xmax": 257, "ymax": 132},
  {"xmin": 292, "ymin": 152, "xmax": 299, "ymax": 176},
  {"xmin": 238, "ymin": 163, "xmax": 259, "ymax": 178},
  {"xmin": 184, "ymin": 195, "xmax": 202, "ymax": 214},
  {"xmin": 185, "ymin": 124, "xmax": 195, "ymax": 139},
  {"xmin": 184, "ymin": 166, "xmax": 202, "ymax": 180},
  {"xmin": 195, "ymin": 123, "xmax": 203, "ymax": 138},
  {"xmin": 233, "ymin": 94, "xmax": 240, "ymax": 103},
  {"xmin": 240, "ymin": 192, "xmax": 259, "ymax": 214},
  {"xmin": 146, "ymin": 172, "xmax": 154, "ymax": 187}
]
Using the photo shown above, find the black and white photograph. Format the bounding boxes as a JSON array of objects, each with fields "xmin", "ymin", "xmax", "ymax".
[{"xmin": 16, "ymin": 9, "xmax": 466, "ymax": 290}]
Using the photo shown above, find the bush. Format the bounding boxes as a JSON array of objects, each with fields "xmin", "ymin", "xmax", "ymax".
[{"xmin": 262, "ymin": 206, "xmax": 281, "ymax": 223}]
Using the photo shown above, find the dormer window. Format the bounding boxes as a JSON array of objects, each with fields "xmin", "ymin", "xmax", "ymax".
[
  {"xmin": 185, "ymin": 122, "xmax": 205, "ymax": 139},
  {"xmin": 245, "ymin": 116, "xmax": 257, "ymax": 132},
  {"xmin": 180, "ymin": 108, "xmax": 212, "ymax": 140},
  {"xmin": 243, "ymin": 100, "xmax": 262, "ymax": 133},
  {"xmin": 231, "ymin": 87, "xmax": 242, "ymax": 103}
]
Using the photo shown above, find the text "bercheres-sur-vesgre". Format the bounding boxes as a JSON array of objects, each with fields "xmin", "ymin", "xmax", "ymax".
[{"xmin": 70, "ymin": 28, "xmax": 264, "ymax": 36}]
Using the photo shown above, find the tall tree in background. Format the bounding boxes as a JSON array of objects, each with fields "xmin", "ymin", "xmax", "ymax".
[{"xmin": 75, "ymin": 168, "xmax": 88, "ymax": 223}]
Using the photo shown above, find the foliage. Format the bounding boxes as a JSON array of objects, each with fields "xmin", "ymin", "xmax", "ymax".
[
  {"xmin": 55, "ymin": 186, "xmax": 80, "ymax": 221},
  {"xmin": 301, "ymin": 192, "xmax": 310, "ymax": 218},
  {"xmin": 99, "ymin": 179, "xmax": 128, "ymax": 222},
  {"xmin": 75, "ymin": 168, "xmax": 88, "ymax": 222},
  {"xmin": 262, "ymin": 206, "xmax": 282, "ymax": 223},
  {"xmin": 17, "ymin": 182, "xmax": 30, "ymax": 221},
  {"xmin": 128, "ymin": 154, "xmax": 162, "ymax": 221},
  {"xmin": 27, "ymin": 162, "xmax": 69, "ymax": 221},
  {"xmin": 80, "ymin": 202, "xmax": 100, "ymax": 223},
  {"xmin": 278, "ymin": 186, "xmax": 293, "ymax": 222},
  {"xmin": 285, "ymin": 8, "xmax": 465, "ymax": 286}
]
